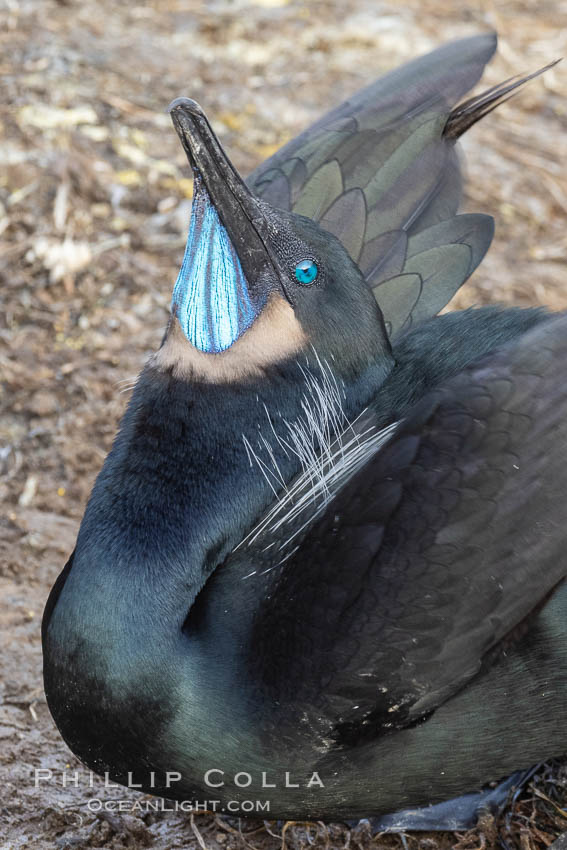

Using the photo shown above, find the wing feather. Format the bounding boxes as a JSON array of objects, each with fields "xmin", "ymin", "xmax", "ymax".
[
  {"xmin": 241, "ymin": 312, "xmax": 567, "ymax": 740},
  {"xmin": 246, "ymin": 35, "xmax": 498, "ymax": 334},
  {"xmin": 373, "ymin": 214, "xmax": 495, "ymax": 336}
]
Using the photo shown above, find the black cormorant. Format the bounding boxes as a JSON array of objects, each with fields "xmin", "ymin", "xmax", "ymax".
[{"xmin": 42, "ymin": 34, "xmax": 567, "ymax": 829}]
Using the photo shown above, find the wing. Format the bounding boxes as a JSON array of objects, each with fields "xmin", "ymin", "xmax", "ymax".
[
  {"xmin": 240, "ymin": 312, "xmax": 567, "ymax": 740},
  {"xmin": 246, "ymin": 35, "xmax": 499, "ymax": 335}
]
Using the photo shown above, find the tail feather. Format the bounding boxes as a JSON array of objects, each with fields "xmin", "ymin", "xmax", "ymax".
[{"xmin": 444, "ymin": 59, "xmax": 560, "ymax": 140}]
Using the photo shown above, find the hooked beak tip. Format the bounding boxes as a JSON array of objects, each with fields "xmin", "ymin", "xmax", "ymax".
[{"xmin": 168, "ymin": 97, "xmax": 203, "ymax": 118}]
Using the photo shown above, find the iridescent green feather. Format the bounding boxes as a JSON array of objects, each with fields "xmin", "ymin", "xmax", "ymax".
[{"xmin": 246, "ymin": 34, "xmax": 499, "ymax": 338}]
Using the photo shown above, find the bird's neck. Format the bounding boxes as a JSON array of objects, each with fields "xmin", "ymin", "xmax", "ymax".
[
  {"xmin": 43, "ymin": 349, "xmax": 391, "ymax": 784},
  {"xmin": 71, "ymin": 351, "xmax": 391, "ymax": 630}
]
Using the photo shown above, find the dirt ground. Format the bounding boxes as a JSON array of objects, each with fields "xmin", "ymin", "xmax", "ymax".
[{"xmin": 1, "ymin": 0, "xmax": 567, "ymax": 848}]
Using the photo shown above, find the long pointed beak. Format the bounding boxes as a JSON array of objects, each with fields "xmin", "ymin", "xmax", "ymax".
[
  {"xmin": 169, "ymin": 98, "xmax": 277, "ymax": 304},
  {"xmin": 168, "ymin": 98, "xmax": 290, "ymax": 353}
]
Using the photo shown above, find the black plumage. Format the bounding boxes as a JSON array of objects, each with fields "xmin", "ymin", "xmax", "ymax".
[{"xmin": 42, "ymin": 34, "xmax": 566, "ymax": 827}]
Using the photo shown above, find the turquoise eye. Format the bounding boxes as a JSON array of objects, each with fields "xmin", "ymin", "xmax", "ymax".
[{"xmin": 294, "ymin": 259, "xmax": 318, "ymax": 285}]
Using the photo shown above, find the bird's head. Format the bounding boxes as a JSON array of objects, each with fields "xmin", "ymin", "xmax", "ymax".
[{"xmin": 159, "ymin": 98, "xmax": 392, "ymax": 384}]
